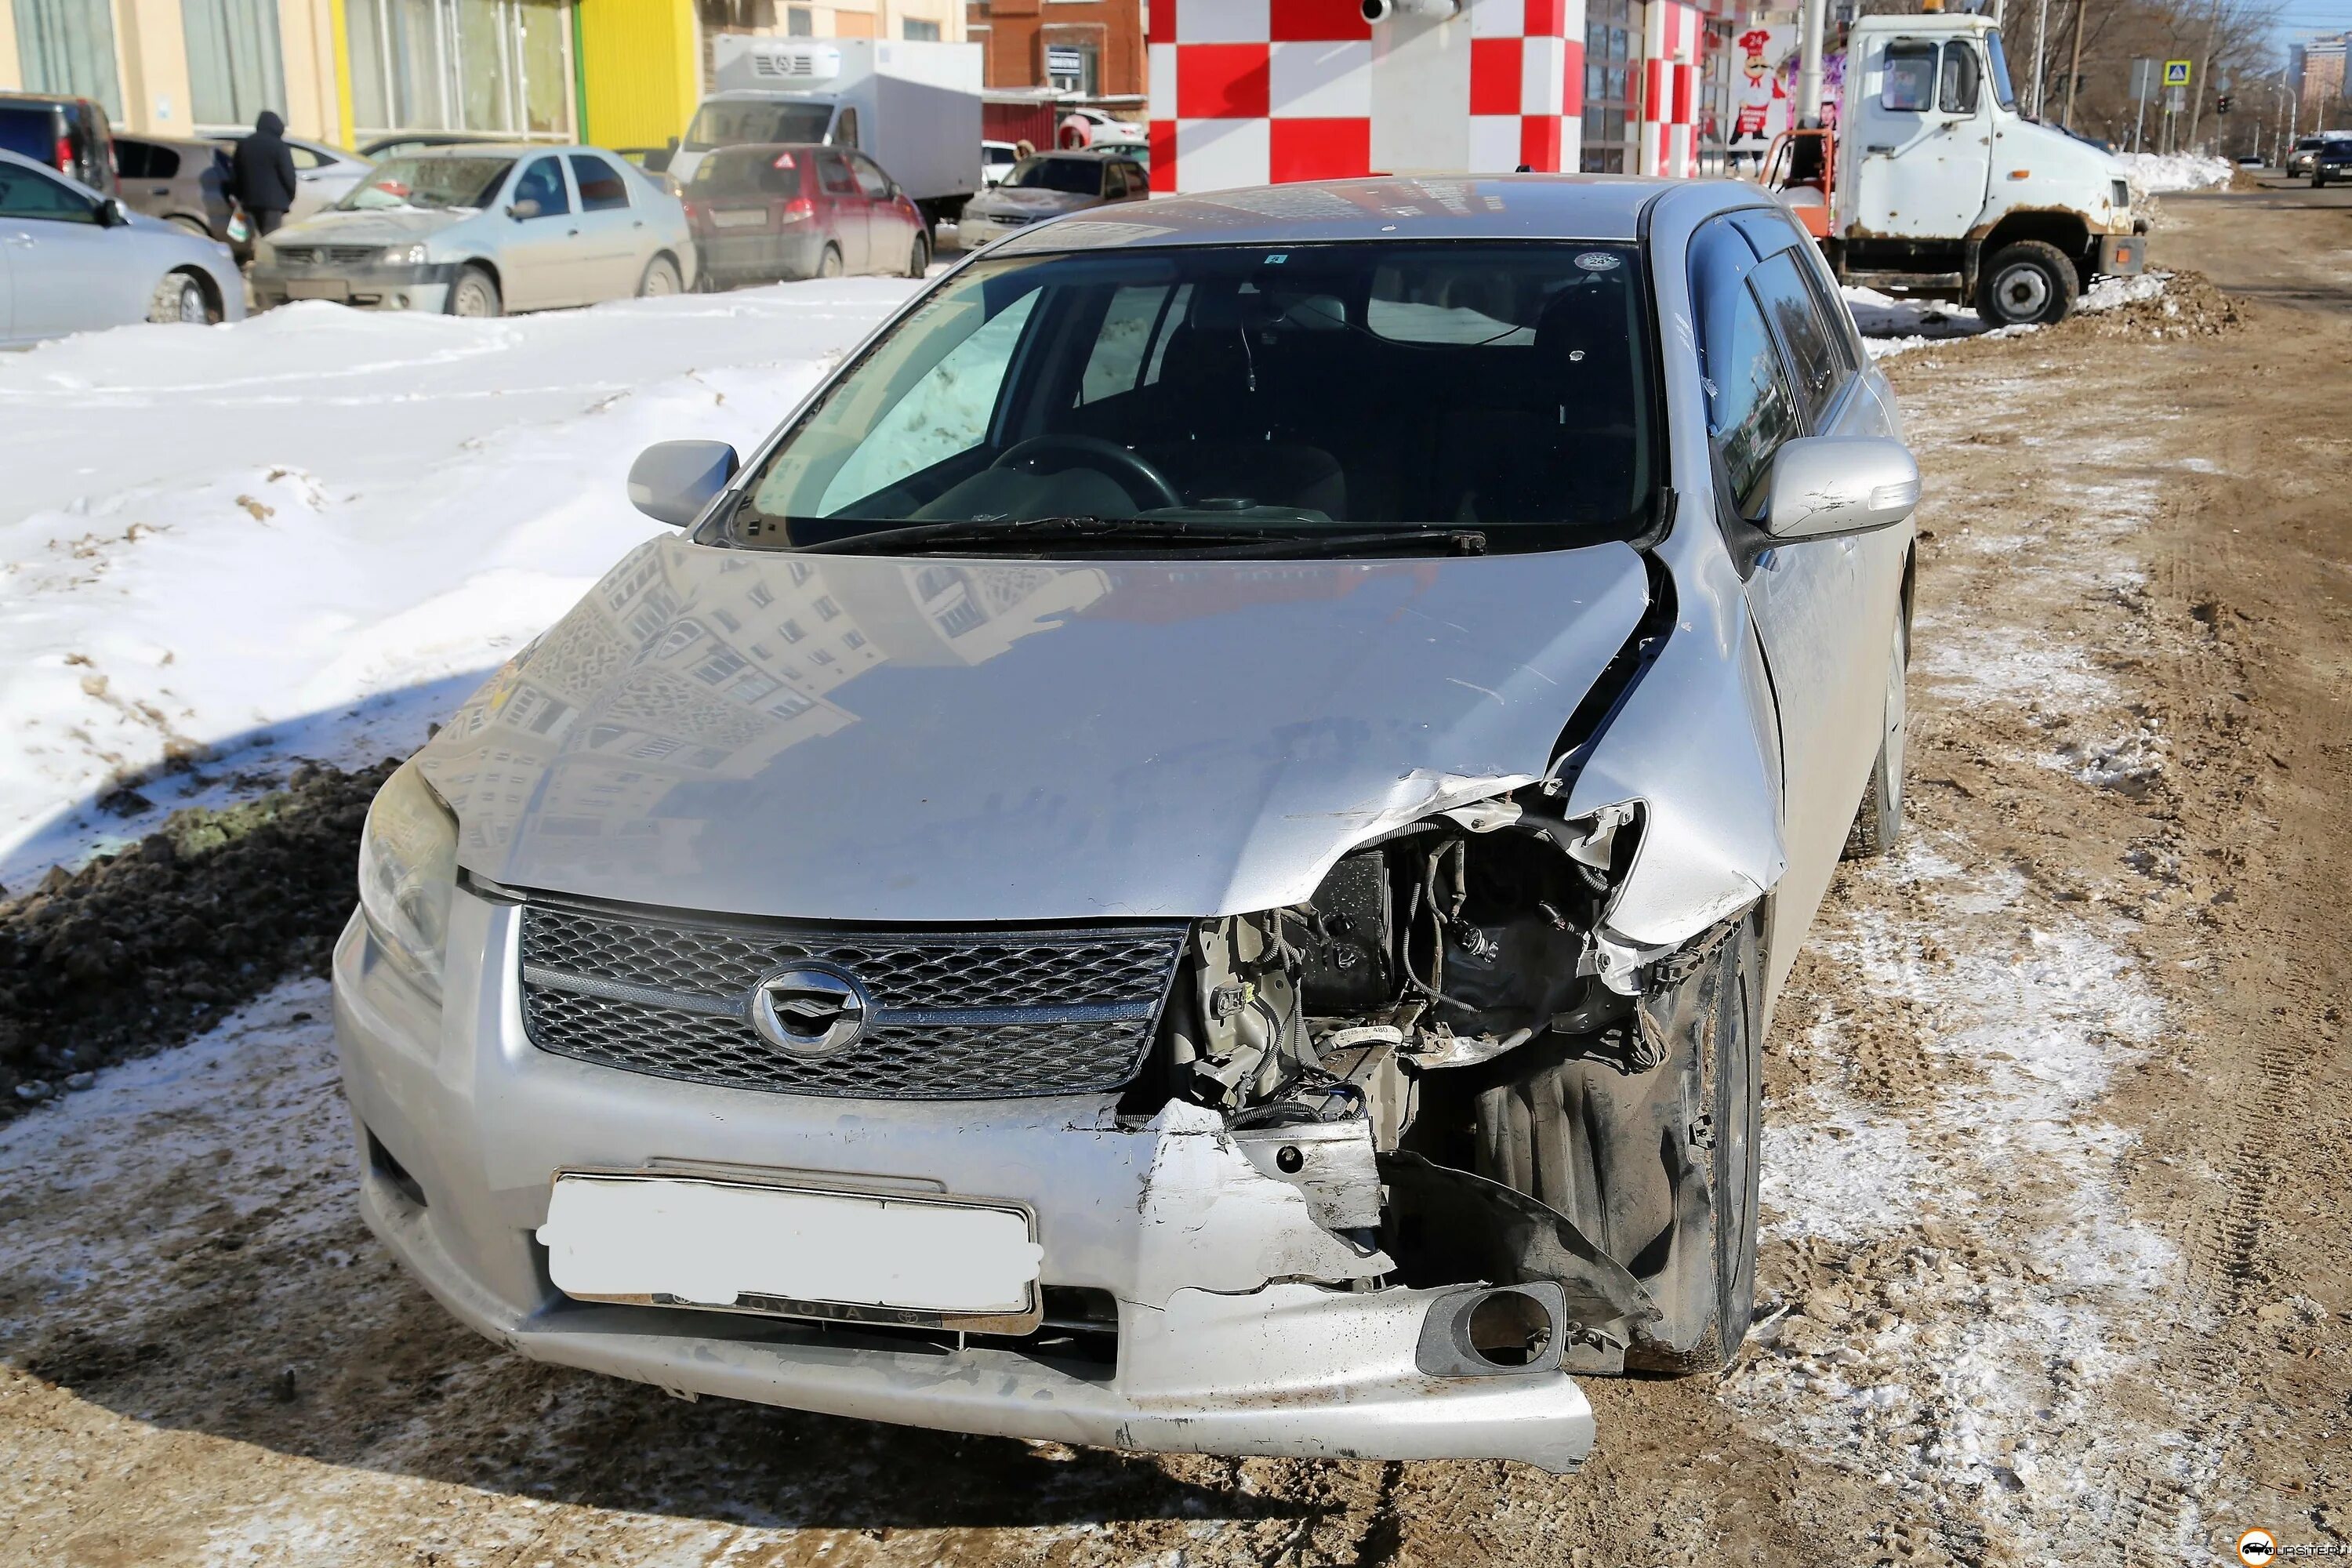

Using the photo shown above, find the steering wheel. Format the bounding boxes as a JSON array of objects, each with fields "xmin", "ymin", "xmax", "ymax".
[{"xmin": 991, "ymin": 434, "xmax": 1184, "ymax": 512}]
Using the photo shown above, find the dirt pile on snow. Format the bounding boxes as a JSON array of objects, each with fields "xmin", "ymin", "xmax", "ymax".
[
  {"xmin": 2071, "ymin": 268, "xmax": 2245, "ymax": 339},
  {"xmin": 0, "ymin": 759, "xmax": 394, "ymax": 1117}
]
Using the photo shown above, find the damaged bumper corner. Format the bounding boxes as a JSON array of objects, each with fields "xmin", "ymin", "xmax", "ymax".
[{"xmin": 334, "ymin": 901, "xmax": 1599, "ymax": 1473}]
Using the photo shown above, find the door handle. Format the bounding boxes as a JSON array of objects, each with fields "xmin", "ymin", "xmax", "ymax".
[
  {"xmin": 568, "ymin": 227, "xmax": 580, "ymax": 236},
  {"xmin": 151, "ymin": 185, "xmax": 170, "ymax": 194}
]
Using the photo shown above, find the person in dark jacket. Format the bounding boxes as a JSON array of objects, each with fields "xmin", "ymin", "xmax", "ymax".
[{"xmin": 230, "ymin": 111, "xmax": 299, "ymax": 237}]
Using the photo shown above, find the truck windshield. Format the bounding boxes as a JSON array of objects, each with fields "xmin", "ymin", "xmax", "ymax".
[
  {"xmin": 684, "ymin": 102, "xmax": 834, "ymax": 151},
  {"xmin": 1984, "ymin": 30, "xmax": 2019, "ymax": 111},
  {"xmin": 718, "ymin": 241, "xmax": 1660, "ymax": 556}
]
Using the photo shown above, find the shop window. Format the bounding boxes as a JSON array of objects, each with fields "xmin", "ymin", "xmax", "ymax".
[
  {"xmin": 11, "ymin": 0, "xmax": 123, "ymax": 122},
  {"xmin": 183, "ymin": 0, "xmax": 288, "ymax": 129},
  {"xmin": 787, "ymin": 5, "xmax": 811, "ymax": 32},
  {"xmin": 903, "ymin": 17, "xmax": 940, "ymax": 38},
  {"xmin": 1580, "ymin": 0, "xmax": 1633, "ymax": 174},
  {"xmin": 348, "ymin": 0, "xmax": 574, "ymax": 139}
]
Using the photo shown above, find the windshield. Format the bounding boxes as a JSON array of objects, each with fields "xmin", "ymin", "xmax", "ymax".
[
  {"xmin": 1004, "ymin": 157, "xmax": 1103, "ymax": 195},
  {"xmin": 684, "ymin": 101, "xmax": 834, "ymax": 151},
  {"xmin": 338, "ymin": 156, "xmax": 512, "ymax": 212},
  {"xmin": 720, "ymin": 241, "xmax": 1658, "ymax": 556},
  {"xmin": 1984, "ymin": 30, "xmax": 2018, "ymax": 111}
]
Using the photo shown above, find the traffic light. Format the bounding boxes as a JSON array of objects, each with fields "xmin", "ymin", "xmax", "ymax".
[{"xmin": 2216, "ymin": 93, "xmax": 2232, "ymax": 113}]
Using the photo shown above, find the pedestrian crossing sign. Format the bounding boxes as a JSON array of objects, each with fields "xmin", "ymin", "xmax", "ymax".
[{"xmin": 2162, "ymin": 60, "xmax": 2192, "ymax": 86}]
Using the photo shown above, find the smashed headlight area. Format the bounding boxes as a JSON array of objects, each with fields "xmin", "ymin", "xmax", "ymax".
[{"xmin": 1132, "ymin": 789, "xmax": 1758, "ymax": 1381}]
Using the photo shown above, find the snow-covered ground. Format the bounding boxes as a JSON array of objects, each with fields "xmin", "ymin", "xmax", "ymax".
[
  {"xmin": 2115, "ymin": 151, "xmax": 2234, "ymax": 194},
  {"xmin": 0, "ymin": 281, "xmax": 923, "ymax": 889}
]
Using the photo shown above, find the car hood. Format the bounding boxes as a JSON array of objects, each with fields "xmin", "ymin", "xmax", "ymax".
[
  {"xmin": 418, "ymin": 535, "xmax": 1651, "ymax": 924},
  {"xmin": 971, "ymin": 186, "xmax": 1099, "ymax": 219},
  {"xmin": 270, "ymin": 206, "xmax": 471, "ymax": 244}
]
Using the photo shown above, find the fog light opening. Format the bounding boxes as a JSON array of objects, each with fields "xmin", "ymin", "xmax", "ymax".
[{"xmin": 1465, "ymin": 1287, "xmax": 1553, "ymax": 1368}]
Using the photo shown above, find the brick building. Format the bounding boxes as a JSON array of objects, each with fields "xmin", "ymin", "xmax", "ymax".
[{"xmin": 967, "ymin": 0, "xmax": 1145, "ymax": 96}]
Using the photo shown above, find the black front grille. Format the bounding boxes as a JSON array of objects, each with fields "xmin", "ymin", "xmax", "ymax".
[{"xmin": 517, "ymin": 902, "xmax": 1186, "ymax": 1100}]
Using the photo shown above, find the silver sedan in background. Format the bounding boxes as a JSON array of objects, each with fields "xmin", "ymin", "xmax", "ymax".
[
  {"xmin": 1, "ymin": 149, "xmax": 243, "ymax": 346},
  {"xmin": 251, "ymin": 145, "xmax": 694, "ymax": 318}
]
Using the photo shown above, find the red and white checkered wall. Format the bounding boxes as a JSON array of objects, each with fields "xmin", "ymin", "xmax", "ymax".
[
  {"xmin": 1639, "ymin": 0, "xmax": 1701, "ymax": 179},
  {"xmin": 1146, "ymin": 0, "xmax": 1588, "ymax": 193}
]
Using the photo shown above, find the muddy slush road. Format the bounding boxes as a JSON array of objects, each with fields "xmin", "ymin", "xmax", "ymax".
[{"xmin": 3, "ymin": 183, "xmax": 2349, "ymax": 1568}]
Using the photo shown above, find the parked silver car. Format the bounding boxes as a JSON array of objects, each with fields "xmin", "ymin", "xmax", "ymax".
[
  {"xmin": 1, "ymin": 149, "xmax": 243, "ymax": 345},
  {"xmin": 251, "ymin": 144, "xmax": 695, "ymax": 317},
  {"xmin": 958, "ymin": 149, "xmax": 1147, "ymax": 248},
  {"xmin": 335, "ymin": 177, "xmax": 1916, "ymax": 1472}
]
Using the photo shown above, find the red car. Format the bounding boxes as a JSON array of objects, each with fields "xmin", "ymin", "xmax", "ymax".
[{"xmin": 684, "ymin": 143, "xmax": 930, "ymax": 287}]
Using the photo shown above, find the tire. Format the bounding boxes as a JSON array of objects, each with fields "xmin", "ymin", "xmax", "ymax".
[
  {"xmin": 907, "ymin": 230, "xmax": 931, "ymax": 278},
  {"xmin": 1843, "ymin": 608, "xmax": 1908, "ymax": 859},
  {"xmin": 637, "ymin": 254, "xmax": 681, "ymax": 298},
  {"xmin": 816, "ymin": 244, "xmax": 844, "ymax": 280},
  {"xmin": 448, "ymin": 265, "xmax": 502, "ymax": 318},
  {"xmin": 1976, "ymin": 239, "xmax": 2078, "ymax": 327},
  {"xmin": 147, "ymin": 270, "xmax": 208, "ymax": 325},
  {"xmin": 1472, "ymin": 915, "xmax": 1765, "ymax": 1376},
  {"xmin": 168, "ymin": 215, "xmax": 211, "ymax": 239}
]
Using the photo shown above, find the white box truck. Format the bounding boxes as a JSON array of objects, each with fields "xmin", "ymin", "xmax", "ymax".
[
  {"xmin": 675, "ymin": 38, "xmax": 984, "ymax": 229},
  {"xmin": 1769, "ymin": 13, "xmax": 2147, "ymax": 325}
]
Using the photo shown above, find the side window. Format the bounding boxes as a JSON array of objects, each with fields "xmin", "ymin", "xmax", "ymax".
[
  {"xmin": 569, "ymin": 154, "xmax": 630, "ymax": 211},
  {"xmin": 833, "ymin": 107, "xmax": 860, "ymax": 149},
  {"xmin": 848, "ymin": 154, "xmax": 891, "ymax": 199},
  {"xmin": 815, "ymin": 151, "xmax": 858, "ymax": 197},
  {"xmin": 514, "ymin": 155, "xmax": 571, "ymax": 216},
  {"xmin": 0, "ymin": 162, "xmax": 100, "ymax": 223},
  {"xmin": 1938, "ymin": 43, "xmax": 1982, "ymax": 114},
  {"xmin": 811, "ymin": 289, "xmax": 1044, "ymax": 511},
  {"xmin": 1078, "ymin": 285, "xmax": 1174, "ymax": 403},
  {"xmin": 289, "ymin": 143, "xmax": 326, "ymax": 170},
  {"xmin": 1704, "ymin": 284, "xmax": 1802, "ymax": 517},
  {"xmin": 1795, "ymin": 252, "xmax": 1863, "ymax": 375},
  {"xmin": 1749, "ymin": 251, "xmax": 1844, "ymax": 424},
  {"xmin": 1881, "ymin": 42, "xmax": 1937, "ymax": 112},
  {"xmin": 115, "ymin": 140, "xmax": 151, "ymax": 179}
]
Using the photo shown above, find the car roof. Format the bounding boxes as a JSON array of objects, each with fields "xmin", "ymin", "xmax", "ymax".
[
  {"xmin": 991, "ymin": 173, "xmax": 1671, "ymax": 256},
  {"xmin": 1019, "ymin": 147, "xmax": 1140, "ymax": 162}
]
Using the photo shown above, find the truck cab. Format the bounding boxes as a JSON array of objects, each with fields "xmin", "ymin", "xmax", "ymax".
[{"xmin": 1821, "ymin": 14, "xmax": 2143, "ymax": 325}]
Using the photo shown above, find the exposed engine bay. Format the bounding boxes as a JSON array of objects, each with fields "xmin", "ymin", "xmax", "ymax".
[{"xmin": 1134, "ymin": 792, "xmax": 1749, "ymax": 1377}]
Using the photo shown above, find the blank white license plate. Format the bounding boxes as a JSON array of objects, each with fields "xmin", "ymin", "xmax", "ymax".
[
  {"xmin": 536, "ymin": 1172, "xmax": 1041, "ymax": 1318},
  {"xmin": 711, "ymin": 208, "xmax": 769, "ymax": 228},
  {"xmin": 284, "ymin": 278, "xmax": 350, "ymax": 299}
]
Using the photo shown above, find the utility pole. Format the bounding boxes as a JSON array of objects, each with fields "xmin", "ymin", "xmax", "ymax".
[
  {"xmin": 2184, "ymin": 0, "xmax": 2221, "ymax": 149},
  {"xmin": 2062, "ymin": 0, "xmax": 2089, "ymax": 130},
  {"xmin": 1796, "ymin": 0, "xmax": 1828, "ymax": 125},
  {"xmin": 2030, "ymin": 0, "xmax": 2051, "ymax": 114}
]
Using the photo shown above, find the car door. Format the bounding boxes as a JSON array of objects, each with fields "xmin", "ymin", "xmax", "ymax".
[
  {"xmin": 1851, "ymin": 35, "xmax": 1991, "ymax": 240},
  {"xmin": 567, "ymin": 152, "xmax": 642, "ymax": 299},
  {"xmin": 290, "ymin": 141, "xmax": 368, "ymax": 219},
  {"xmin": 0, "ymin": 160, "xmax": 139, "ymax": 339},
  {"xmin": 847, "ymin": 152, "xmax": 907, "ymax": 274},
  {"xmin": 813, "ymin": 150, "xmax": 866, "ymax": 272},
  {"xmin": 1691, "ymin": 213, "xmax": 1897, "ymax": 981},
  {"xmin": 496, "ymin": 154, "xmax": 584, "ymax": 310}
]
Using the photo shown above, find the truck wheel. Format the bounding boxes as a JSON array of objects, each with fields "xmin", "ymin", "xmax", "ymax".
[{"xmin": 1976, "ymin": 240, "xmax": 2078, "ymax": 327}]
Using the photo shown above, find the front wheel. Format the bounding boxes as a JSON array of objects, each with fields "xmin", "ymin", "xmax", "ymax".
[
  {"xmin": 147, "ymin": 270, "xmax": 209, "ymax": 325},
  {"xmin": 1844, "ymin": 608, "xmax": 1909, "ymax": 858},
  {"xmin": 906, "ymin": 230, "xmax": 931, "ymax": 278},
  {"xmin": 1976, "ymin": 239, "xmax": 2078, "ymax": 327},
  {"xmin": 448, "ymin": 265, "xmax": 502, "ymax": 318},
  {"xmin": 638, "ymin": 255, "xmax": 681, "ymax": 298}
]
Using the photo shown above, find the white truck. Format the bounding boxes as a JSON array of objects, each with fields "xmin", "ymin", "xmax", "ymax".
[
  {"xmin": 1769, "ymin": 12, "xmax": 2147, "ymax": 326},
  {"xmin": 675, "ymin": 38, "xmax": 984, "ymax": 230}
]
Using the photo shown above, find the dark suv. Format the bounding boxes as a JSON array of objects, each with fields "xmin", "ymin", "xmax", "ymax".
[
  {"xmin": 0, "ymin": 91, "xmax": 116, "ymax": 194},
  {"xmin": 2314, "ymin": 140, "xmax": 2352, "ymax": 189}
]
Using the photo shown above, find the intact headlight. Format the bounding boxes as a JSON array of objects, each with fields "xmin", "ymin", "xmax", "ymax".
[
  {"xmin": 358, "ymin": 760, "xmax": 458, "ymax": 1001},
  {"xmin": 384, "ymin": 242, "xmax": 430, "ymax": 266}
]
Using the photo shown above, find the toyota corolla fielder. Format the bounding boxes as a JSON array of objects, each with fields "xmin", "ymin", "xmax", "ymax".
[{"xmin": 336, "ymin": 176, "xmax": 1918, "ymax": 1472}]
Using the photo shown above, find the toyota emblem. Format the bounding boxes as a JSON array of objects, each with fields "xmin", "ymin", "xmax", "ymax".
[{"xmin": 749, "ymin": 962, "xmax": 871, "ymax": 1057}]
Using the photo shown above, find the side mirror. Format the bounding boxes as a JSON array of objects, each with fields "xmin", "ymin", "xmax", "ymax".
[
  {"xmin": 1765, "ymin": 436, "xmax": 1921, "ymax": 541},
  {"xmin": 507, "ymin": 198, "xmax": 541, "ymax": 220},
  {"xmin": 628, "ymin": 440, "xmax": 740, "ymax": 528},
  {"xmin": 97, "ymin": 197, "xmax": 130, "ymax": 228}
]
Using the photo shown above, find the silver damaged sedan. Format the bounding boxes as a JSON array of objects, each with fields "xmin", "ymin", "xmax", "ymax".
[{"xmin": 335, "ymin": 176, "xmax": 1918, "ymax": 1472}]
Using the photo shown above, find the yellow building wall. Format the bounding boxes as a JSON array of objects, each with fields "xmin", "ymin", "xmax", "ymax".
[
  {"xmin": 111, "ymin": 0, "xmax": 197, "ymax": 132},
  {"xmin": 276, "ymin": 0, "xmax": 344, "ymax": 144},
  {"xmin": 577, "ymin": 0, "xmax": 700, "ymax": 151},
  {"xmin": 0, "ymin": 10, "xmax": 21, "ymax": 89}
]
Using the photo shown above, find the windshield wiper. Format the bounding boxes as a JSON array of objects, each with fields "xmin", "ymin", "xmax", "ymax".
[
  {"xmin": 1220, "ymin": 528, "xmax": 1489, "ymax": 559},
  {"xmin": 796, "ymin": 516, "xmax": 1286, "ymax": 555}
]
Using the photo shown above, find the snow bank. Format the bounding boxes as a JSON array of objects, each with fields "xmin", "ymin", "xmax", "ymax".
[
  {"xmin": 2115, "ymin": 151, "xmax": 2233, "ymax": 194},
  {"xmin": 1847, "ymin": 271, "xmax": 2170, "ymax": 359},
  {"xmin": 0, "ymin": 281, "xmax": 922, "ymax": 886}
]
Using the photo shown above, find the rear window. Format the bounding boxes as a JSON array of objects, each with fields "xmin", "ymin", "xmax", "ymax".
[
  {"xmin": 691, "ymin": 147, "xmax": 805, "ymax": 197},
  {"xmin": 1004, "ymin": 157, "xmax": 1102, "ymax": 195},
  {"xmin": 684, "ymin": 101, "xmax": 834, "ymax": 151},
  {"xmin": 0, "ymin": 107, "xmax": 56, "ymax": 166}
]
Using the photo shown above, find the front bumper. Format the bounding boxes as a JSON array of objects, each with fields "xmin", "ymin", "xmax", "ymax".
[
  {"xmin": 252, "ymin": 259, "xmax": 456, "ymax": 312},
  {"xmin": 331, "ymin": 890, "xmax": 1596, "ymax": 1472},
  {"xmin": 2096, "ymin": 233, "xmax": 2146, "ymax": 276}
]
